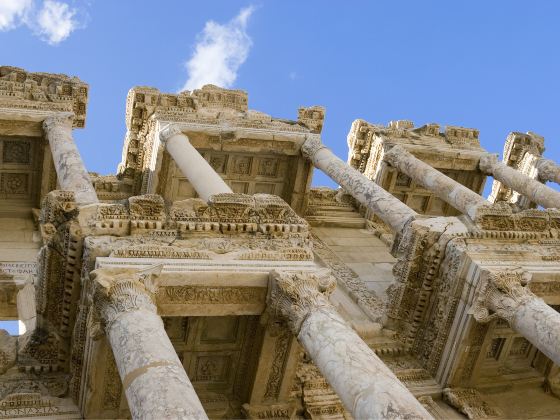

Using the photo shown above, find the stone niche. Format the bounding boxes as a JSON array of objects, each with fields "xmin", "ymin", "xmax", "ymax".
[{"xmin": 347, "ymin": 119, "xmax": 487, "ymax": 217}]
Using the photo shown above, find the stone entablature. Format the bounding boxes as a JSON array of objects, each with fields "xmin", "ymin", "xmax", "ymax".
[{"xmin": 0, "ymin": 66, "xmax": 88, "ymax": 128}]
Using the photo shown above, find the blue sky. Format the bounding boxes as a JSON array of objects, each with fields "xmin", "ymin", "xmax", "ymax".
[{"xmin": 2, "ymin": 0, "xmax": 560, "ymax": 190}]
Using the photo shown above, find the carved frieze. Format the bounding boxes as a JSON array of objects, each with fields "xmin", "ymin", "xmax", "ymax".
[{"xmin": 160, "ymin": 286, "xmax": 265, "ymax": 305}]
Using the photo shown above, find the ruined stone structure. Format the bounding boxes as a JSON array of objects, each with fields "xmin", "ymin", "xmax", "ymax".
[{"xmin": 1, "ymin": 65, "xmax": 560, "ymax": 419}]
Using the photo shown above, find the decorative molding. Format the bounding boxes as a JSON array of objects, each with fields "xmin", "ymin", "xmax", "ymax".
[
  {"xmin": 159, "ymin": 286, "xmax": 266, "ymax": 305},
  {"xmin": 0, "ymin": 66, "xmax": 88, "ymax": 128}
]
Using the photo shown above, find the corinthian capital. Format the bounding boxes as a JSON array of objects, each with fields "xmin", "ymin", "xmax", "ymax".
[
  {"xmin": 472, "ymin": 269, "xmax": 534, "ymax": 325},
  {"xmin": 301, "ymin": 135, "xmax": 327, "ymax": 161},
  {"xmin": 159, "ymin": 123, "xmax": 184, "ymax": 144},
  {"xmin": 536, "ymin": 158, "xmax": 559, "ymax": 182},
  {"xmin": 267, "ymin": 269, "xmax": 336, "ymax": 334},
  {"xmin": 478, "ymin": 153, "xmax": 499, "ymax": 173},
  {"xmin": 43, "ymin": 112, "xmax": 74, "ymax": 131},
  {"xmin": 89, "ymin": 265, "xmax": 163, "ymax": 337}
]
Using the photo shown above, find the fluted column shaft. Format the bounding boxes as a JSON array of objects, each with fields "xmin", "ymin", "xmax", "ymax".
[
  {"xmin": 384, "ymin": 145, "xmax": 489, "ymax": 219},
  {"xmin": 480, "ymin": 153, "xmax": 560, "ymax": 209},
  {"xmin": 536, "ymin": 158, "xmax": 560, "ymax": 185},
  {"xmin": 473, "ymin": 270, "xmax": 560, "ymax": 366},
  {"xmin": 302, "ymin": 136, "xmax": 417, "ymax": 232},
  {"xmin": 91, "ymin": 268, "xmax": 208, "ymax": 420},
  {"xmin": 43, "ymin": 113, "xmax": 98, "ymax": 205},
  {"xmin": 268, "ymin": 270, "xmax": 432, "ymax": 420},
  {"xmin": 159, "ymin": 124, "xmax": 232, "ymax": 202}
]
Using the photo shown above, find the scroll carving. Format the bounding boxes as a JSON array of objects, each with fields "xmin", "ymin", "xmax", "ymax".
[
  {"xmin": 267, "ymin": 270, "xmax": 336, "ymax": 334},
  {"xmin": 89, "ymin": 265, "xmax": 162, "ymax": 337},
  {"xmin": 472, "ymin": 269, "xmax": 534, "ymax": 325}
]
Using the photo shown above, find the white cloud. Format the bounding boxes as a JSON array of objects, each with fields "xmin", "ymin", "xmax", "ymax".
[
  {"xmin": 181, "ymin": 6, "xmax": 255, "ymax": 91},
  {"xmin": 0, "ymin": 0, "xmax": 82, "ymax": 45},
  {"xmin": 35, "ymin": 0, "xmax": 78, "ymax": 45},
  {"xmin": 0, "ymin": 0, "xmax": 33, "ymax": 31}
]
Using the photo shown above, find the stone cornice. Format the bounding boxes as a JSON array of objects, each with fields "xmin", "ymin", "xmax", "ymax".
[
  {"xmin": 347, "ymin": 118, "xmax": 483, "ymax": 173},
  {"xmin": 0, "ymin": 66, "xmax": 88, "ymax": 128}
]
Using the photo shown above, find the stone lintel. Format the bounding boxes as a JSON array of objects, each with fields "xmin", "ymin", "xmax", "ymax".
[{"xmin": 154, "ymin": 118, "xmax": 313, "ymax": 156}]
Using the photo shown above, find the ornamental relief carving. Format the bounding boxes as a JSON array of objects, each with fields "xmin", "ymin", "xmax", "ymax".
[
  {"xmin": 107, "ymin": 236, "xmax": 312, "ymax": 262},
  {"xmin": 472, "ymin": 270, "xmax": 535, "ymax": 325},
  {"xmin": 88, "ymin": 266, "xmax": 162, "ymax": 337},
  {"xmin": 159, "ymin": 286, "xmax": 266, "ymax": 305},
  {"xmin": 267, "ymin": 270, "xmax": 336, "ymax": 334},
  {"xmin": 2, "ymin": 140, "xmax": 31, "ymax": 164},
  {"xmin": 88, "ymin": 192, "xmax": 308, "ymax": 237},
  {"xmin": 0, "ymin": 66, "xmax": 88, "ymax": 128}
]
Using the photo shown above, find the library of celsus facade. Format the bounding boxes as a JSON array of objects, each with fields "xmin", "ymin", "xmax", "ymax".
[{"xmin": 1, "ymin": 64, "xmax": 560, "ymax": 419}]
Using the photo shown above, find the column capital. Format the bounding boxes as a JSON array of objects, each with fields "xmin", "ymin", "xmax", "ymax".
[
  {"xmin": 89, "ymin": 265, "xmax": 163, "ymax": 337},
  {"xmin": 159, "ymin": 123, "xmax": 185, "ymax": 144},
  {"xmin": 478, "ymin": 152, "xmax": 499, "ymax": 173},
  {"xmin": 536, "ymin": 158, "xmax": 559, "ymax": 182},
  {"xmin": 301, "ymin": 134, "xmax": 327, "ymax": 161},
  {"xmin": 472, "ymin": 269, "xmax": 535, "ymax": 325},
  {"xmin": 267, "ymin": 269, "xmax": 336, "ymax": 334},
  {"xmin": 43, "ymin": 112, "xmax": 74, "ymax": 131}
]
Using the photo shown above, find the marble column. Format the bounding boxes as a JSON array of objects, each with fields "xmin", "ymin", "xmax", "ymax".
[
  {"xmin": 479, "ymin": 153, "xmax": 560, "ymax": 209},
  {"xmin": 268, "ymin": 270, "xmax": 432, "ymax": 420},
  {"xmin": 384, "ymin": 145, "xmax": 490, "ymax": 220},
  {"xmin": 43, "ymin": 112, "xmax": 99, "ymax": 205},
  {"xmin": 159, "ymin": 124, "xmax": 232, "ymax": 202},
  {"xmin": 473, "ymin": 270, "xmax": 560, "ymax": 366},
  {"xmin": 536, "ymin": 158, "xmax": 560, "ymax": 185},
  {"xmin": 91, "ymin": 267, "xmax": 208, "ymax": 420},
  {"xmin": 302, "ymin": 135, "xmax": 417, "ymax": 233}
]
